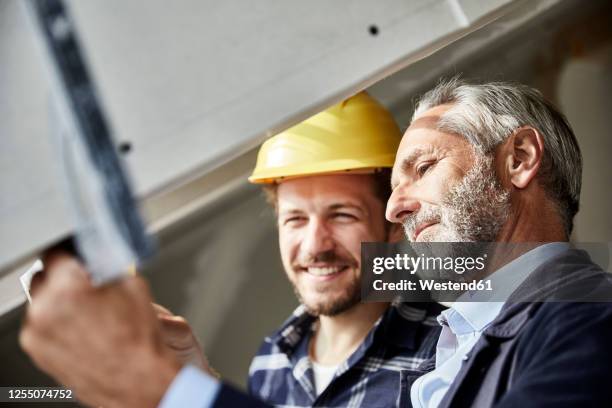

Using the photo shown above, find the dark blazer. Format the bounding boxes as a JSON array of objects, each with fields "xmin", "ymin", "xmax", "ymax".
[{"xmin": 439, "ymin": 248, "xmax": 612, "ymax": 408}]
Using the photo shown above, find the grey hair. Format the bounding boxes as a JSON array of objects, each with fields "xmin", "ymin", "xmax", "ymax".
[{"xmin": 413, "ymin": 77, "xmax": 582, "ymax": 236}]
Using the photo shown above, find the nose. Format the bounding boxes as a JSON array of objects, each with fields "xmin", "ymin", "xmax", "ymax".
[
  {"xmin": 386, "ymin": 186, "xmax": 421, "ymax": 224},
  {"xmin": 301, "ymin": 217, "xmax": 335, "ymax": 258}
]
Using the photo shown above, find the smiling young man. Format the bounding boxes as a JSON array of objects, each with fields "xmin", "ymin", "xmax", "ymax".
[
  {"xmin": 244, "ymin": 92, "xmax": 442, "ymax": 407},
  {"xmin": 156, "ymin": 92, "xmax": 444, "ymax": 406}
]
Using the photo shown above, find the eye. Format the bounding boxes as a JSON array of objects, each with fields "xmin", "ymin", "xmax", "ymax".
[
  {"xmin": 283, "ymin": 216, "xmax": 307, "ymax": 226},
  {"xmin": 331, "ymin": 212, "xmax": 358, "ymax": 222},
  {"xmin": 416, "ymin": 161, "xmax": 435, "ymax": 177}
]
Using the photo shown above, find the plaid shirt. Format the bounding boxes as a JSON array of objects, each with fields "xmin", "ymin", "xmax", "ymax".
[{"xmin": 247, "ymin": 303, "xmax": 443, "ymax": 407}]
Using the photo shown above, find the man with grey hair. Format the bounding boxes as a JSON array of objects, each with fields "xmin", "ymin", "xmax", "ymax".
[
  {"xmin": 387, "ymin": 78, "xmax": 612, "ymax": 407},
  {"xmin": 401, "ymin": 77, "xmax": 581, "ymax": 239}
]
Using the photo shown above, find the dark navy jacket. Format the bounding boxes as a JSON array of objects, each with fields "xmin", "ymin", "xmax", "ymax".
[{"xmin": 437, "ymin": 248, "xmax": 612, "ymax": 407}]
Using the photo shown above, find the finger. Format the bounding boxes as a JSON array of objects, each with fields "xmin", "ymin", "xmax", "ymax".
[
  {"xmin": 29, "ymin": 270, "xmax": 47, "ymax": 299},
  {"xmin": 119, "ymin": 276, "xmax": 158, "ymax": 321},
  {"xmin": 19, "ymin": 323, "xmax": 36, "ymax": 356},
  {"xmin": 123, "ymin": 275, "xmax": 152, "ymax": 299},
  {"xmin": 152, "ymin": 303, "xmax": 174, "ymax": 317},
  {"xmin": 27, "ymin": 247, "xmax": 73, "ymax": 300},
  {"xmin": 158, "ymin": 315, "xmax": 191, "ymax": 338},
  {"xmin": 22, "ymin": 259, "xmax": 91, "ymax": 341},
  {"xmin": 44, "ymin": 254, "xmax": 91, "ymax": 292},
  {"xmin": 41, "ymin": 247, "xmax": 75, "ymax": 270}
]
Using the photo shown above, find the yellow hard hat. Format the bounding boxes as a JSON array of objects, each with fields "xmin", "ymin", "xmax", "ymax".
[{"xmin": 249, "ymin": 91, "xmax": 401, "ymax": 184}]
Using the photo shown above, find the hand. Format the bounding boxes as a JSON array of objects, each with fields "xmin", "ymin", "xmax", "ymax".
[
  {"xmin": 154, "ymin": 303, "xmax": 218, "ymax": 376},
  {"xmin": 20, "ymin": 251, "xmax": 181, "ymax": 408}
]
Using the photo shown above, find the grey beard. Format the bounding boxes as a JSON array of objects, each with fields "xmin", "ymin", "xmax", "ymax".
[
  {"xmin": 403, "ymin": 154, "xmax": 511, "ymax": 243},
  {"xmin": 442, "ymin": 155, "xmax": 511, "ymax": 242}
]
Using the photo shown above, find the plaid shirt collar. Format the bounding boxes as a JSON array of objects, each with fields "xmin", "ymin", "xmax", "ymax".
[
  {"xmin": 273, "ymin": 302, "xmax": 439, "ymax": 355},
  {"xmin": 265, "ymin": 302, "xmax": 442, "ymax": 403}
]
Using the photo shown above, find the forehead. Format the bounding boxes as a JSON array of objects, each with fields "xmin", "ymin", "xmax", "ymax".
[
  {"xmin": 397, "ymin": 123, "xmax": 469, "ymax": 155},
  {"xmin": 276, "ymin": 174, "xmax": 378, "ymax": 210},
  {"xmin": 392, "ymin": 105, "xmax": 473, "ymax": 179},
  {"xmin": 400, "ymin": 104, "xmax": 463, "ymax": 152}
]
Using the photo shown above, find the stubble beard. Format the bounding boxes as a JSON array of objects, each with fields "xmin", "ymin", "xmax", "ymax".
[
  {"xmin": 403, "ymin": 154, "xmax": 511, "ymax": 244},
  {"xmin": 290, "ymin": 248, "xmax": 361, "ymax": 317},
  {"xmin": 292, "ymin": 277, "xmax": 361, "ymax": 317}
]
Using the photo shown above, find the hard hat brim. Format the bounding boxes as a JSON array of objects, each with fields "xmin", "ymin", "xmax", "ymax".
[{"xmin": 248, "ymin": 155, "xmax": 395, "ymax": 184}]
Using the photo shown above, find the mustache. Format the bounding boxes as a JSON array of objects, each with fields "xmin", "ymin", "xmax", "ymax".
[
  {"xmin": 402, "ymin": 207, "xmax": 442, "ymax": 241},
  {"xmin": 294, "ymin": 249, "xmax": 357, "ymax": 268}
]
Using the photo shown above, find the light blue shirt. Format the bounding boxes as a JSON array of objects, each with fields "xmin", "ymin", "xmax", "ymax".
[
  {"xmin": 410, "ymin": 242, "xmax": 570, "ymax": 408},
  {"xmin": 158, "ymin": 365, "xmax": 220, "ymax": 408}
]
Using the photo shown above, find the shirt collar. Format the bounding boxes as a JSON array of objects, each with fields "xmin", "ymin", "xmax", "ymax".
[
  {"xmin": 380, "ymin": 302, "xmax": 445, "ymax": 349},
  {"xmin": 486, "ymin": 242, "xmax": 571, "ymax": 300},
  {"xmin": 439, "ymin": 301, "xmax": 504, "ymax": 335},
  {"xmin": 270, "ymin": 304, "xmax": 317, "ymax": 355},
  {"xmin": 271, "ymin": 302, "xmax": 442, "ymax": 356},
  {"xmin": 443, "ymin": 242, "xmax": 571, "ymax": 335}
]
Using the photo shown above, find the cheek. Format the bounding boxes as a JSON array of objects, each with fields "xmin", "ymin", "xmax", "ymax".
[
  {"xmin": 278, "ymin": 230, "xmax": 298, "ymax": 269},
  {"xmin": 335, "ymin": 225, "xmax": 378, "ymax": 264},
  {"xmin": 423, "ymin": 167, "xmax": 463, "ymax": 203},
  {"xmin": 339, "ymin": 233, "xmax": 362, "ymax": 260}
]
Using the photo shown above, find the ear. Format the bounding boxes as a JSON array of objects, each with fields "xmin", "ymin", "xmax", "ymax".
[
  {"xmin": 504, "ymin": 127, "xmax": 544, "ymax": 189},
  {"xmin": 386, "ymin": 223, "xmax": 405, "ymax": 243}
]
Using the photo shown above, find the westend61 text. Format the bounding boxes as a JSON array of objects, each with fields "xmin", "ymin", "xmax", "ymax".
[{"xmin": 373, "ymin": 279, "xmax": 493, "ymax": 292}]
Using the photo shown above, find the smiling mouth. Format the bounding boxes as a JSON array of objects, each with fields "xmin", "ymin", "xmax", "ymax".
[
  {"xmin": 413, "ymin": 222, "xmax": 438, "ymax": 241},
  {"xmin": 300, "ymin": 265, "xmax": 349, "ymax": 277}
]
